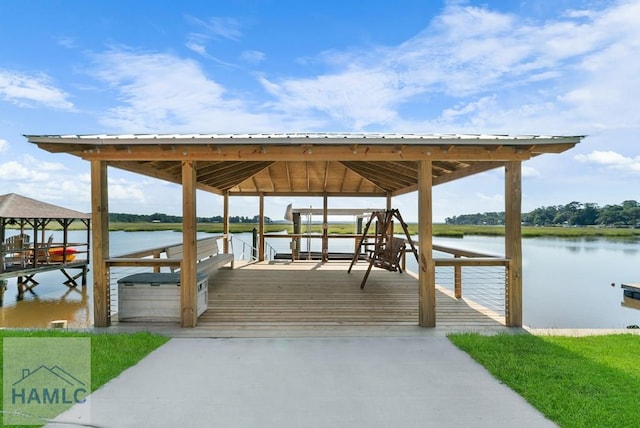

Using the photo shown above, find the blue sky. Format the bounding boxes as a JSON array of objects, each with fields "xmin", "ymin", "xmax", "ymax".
[{"xmin": 1, "ymin": 0, "xmax": 639, "ymax": 222}]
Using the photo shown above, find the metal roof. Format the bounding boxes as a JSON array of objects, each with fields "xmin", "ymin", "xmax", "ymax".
[{"xmin": 25, "ymin": 132, "xmax": 583, "ymax": 145}]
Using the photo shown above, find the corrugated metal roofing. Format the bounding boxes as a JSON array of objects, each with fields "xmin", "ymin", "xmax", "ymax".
[{"xmin": 26, "ymin": 132, "xmax": 584, "ymax": 144}]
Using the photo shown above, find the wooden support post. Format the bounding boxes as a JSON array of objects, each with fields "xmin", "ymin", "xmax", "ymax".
[
  {"xmin": 181, "ymin": 160, "xmax": 198, "ymax": 328},
  {"xmin": 418, "ymin": 160, "xmax": 436, "ymax": 327},
  {"xmin": 454, "ymin": 255, "xmax": 462, "ymax": 299},
  {"xmin": 223, "ymin": 191, "xmax": 230, "ymax": 253},
  {"xmin": 293, "ymin": 212, "xmax": 301, "ymax": 260},
  {"xmin": 258, "ymin": 193, "xmax": 265, "ymax": 261},
  {"xmin": 152, "ymin": 250, "xmax": 161, "ymax": 273},
  {"xmin": 91, "ymin": 160, "xmax": 110, "ymax": 327},
  {"xmin": 386, "ymin": 192, "xmax": 392, "ymax": 211},
  {"xmin": 322, "ymin": 194, "xmax": 328, "ymax": 263},
  {"xmin": 505, "ymin": 161, "xmax": 523, "ymax": 327}
]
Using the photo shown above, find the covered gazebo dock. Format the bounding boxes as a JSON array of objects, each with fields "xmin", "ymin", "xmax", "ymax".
[
  {"xmin": 26, "ymin": 133, "xmax": 582, "ymax": 329},
  {"xmin": 0, "ymin": 193, "xmax": 91, "ymax": 301}
]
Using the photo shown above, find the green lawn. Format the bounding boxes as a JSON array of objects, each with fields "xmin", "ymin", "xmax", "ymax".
[
  {"xmin": 448, "ymin": 333, "xmax": 640, "ymax": 428},
  {"xmin": 0, "ymin": 330, "xmax": 169, "ymax": 427}
]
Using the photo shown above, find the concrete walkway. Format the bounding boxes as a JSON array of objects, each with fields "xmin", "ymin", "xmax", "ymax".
[{"xmin": 49, "ymin": 336, "xmax": 555, "ymax": 428}]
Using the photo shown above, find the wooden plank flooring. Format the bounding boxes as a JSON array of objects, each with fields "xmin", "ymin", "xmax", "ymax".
[{"xmin": 197, "ymin": 261, "xmax": 504, "ymax": 329}]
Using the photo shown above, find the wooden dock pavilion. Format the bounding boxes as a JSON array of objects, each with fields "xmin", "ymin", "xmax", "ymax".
[
  {"xmin": 26, "ymin": 133, "xmax": 582, "ymax": 328},
  {"xmin": 0, "ymin": 193, "xmax": 91, "ymax": 302}
]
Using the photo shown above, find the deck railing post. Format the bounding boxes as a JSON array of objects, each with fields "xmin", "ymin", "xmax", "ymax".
[
  {"xmin": 252, "ymin": 228, "xmax": 258, "ymax": 260},
  {"xmin": 152, "ymin": 250, "xmax": 161, "ymax": 273},
  {"xmin": 454, "ymin": 255, "xmax": 462, "ymax": 299}
]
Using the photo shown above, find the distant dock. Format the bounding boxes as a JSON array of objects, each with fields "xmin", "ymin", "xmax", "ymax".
[{"xmin": 621, "ymin": 283, "xmax": 640, "ymax": 310}]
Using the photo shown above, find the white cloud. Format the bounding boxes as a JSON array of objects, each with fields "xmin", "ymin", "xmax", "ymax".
[
  {"xmin": 0, "ymin": 155, "xmax": 66, "ymax": 179},
  {"xmin": 240, "ymin": 50, "xmax": 265, "ymax": 64},
  {"xmin": 259, "ymin": 1, "xmax": 640, "ymax": 134},
  {"xmin": 22, "ymin": 154, "xmax": 67, "ymax": 171},
  {"xmin": 0, "ymin": 160, "xmax": 50, "ymax": 181},
  {"xmin": 108, "ymin": 176, "xmax": 146, "ymax": 203},
  {"xmin": 575, "ymin": 150, "xmax": 640, "ymax": 172},
  {"xmin": 0, "ymin": 69, "xmax": 73, "ymax": 110},
  {"xmin": 522, "ymin": 165, "xmax": 541, "ymax": 177},
  {"xmin": 186, "ymin": 16, "xmax": 242, "ymax": 41},
  {"xmin": 91, "ymin": 49, "xmax": 313, "ymax": 132},
  {"xmin": 185, "ymin": 41, "xmax": 208, "ymax": 56},
  {"xmin": 185, "ymin": 16, "xmax": 242, "ymax": 59},
  {"xmin": 476, "ymin": 193, "xmax": 504, "ymax": 204},
  {"xmin": 260, "ymin": 70, "xmax": 403, "ymax": 130},
  {"xmin": 0, "ymin": 155, "xmax": 91, "ymax": 212},
  {"xmin": 0, "ymin": 138, "xmax": 8, "ymax": 152}
]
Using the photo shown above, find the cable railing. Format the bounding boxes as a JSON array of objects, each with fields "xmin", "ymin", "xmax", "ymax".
[
  {"xmin": 431, "ymin": 244, "xmax": 509, "ymax": 320},
  {"xmin": 232, "ymin": 235, "xmax": 277, "ymax": 261}
]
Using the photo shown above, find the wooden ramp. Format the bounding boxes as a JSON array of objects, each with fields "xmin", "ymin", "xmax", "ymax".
[{"xmin": 197, "ymin": 261, "xmax": 503, "ymax": 330}]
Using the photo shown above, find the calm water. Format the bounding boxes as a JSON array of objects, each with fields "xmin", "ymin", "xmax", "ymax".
[{"xmin": 1, "ymin": 230, "xmax": 638, "ymax": 329}]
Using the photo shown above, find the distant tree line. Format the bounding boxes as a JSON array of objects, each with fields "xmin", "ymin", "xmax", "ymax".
[
  {"xmin": 109, "ymin": 212, "xmax": 273, "ymax": 224},
  {"xmin": 445, "ymin": 201, "xmax": 640, "ymax": 227}
]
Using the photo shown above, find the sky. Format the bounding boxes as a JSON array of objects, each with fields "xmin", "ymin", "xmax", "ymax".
[{"xmin": 0, "ymin": 0, "xmax": 639, "ymax": 223}]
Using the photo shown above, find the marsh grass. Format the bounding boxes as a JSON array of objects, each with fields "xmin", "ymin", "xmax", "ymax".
[
  {"xmin": 20, "ymin": 221, "xmax": 640, "ymax": 239},
  {"xmin": 0, "ymin": 330, "xmax": 169, "ymax": 427},
  {"xmin": 448, "ymin": 333, "xmax": 640, "ymax": 427}
]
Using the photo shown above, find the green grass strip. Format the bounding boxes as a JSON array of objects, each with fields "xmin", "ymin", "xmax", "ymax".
[
  {"xmin": 448, "ymin": 333, "xmax": 640, "ymax": 428},
  {"xmin": 0, "ymin": 330, "xmax": 169, "ymax": 427}
]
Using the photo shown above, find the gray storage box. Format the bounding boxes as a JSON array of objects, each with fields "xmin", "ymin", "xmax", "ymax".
[{"xmin": 117, "ymin": 272, "xmax": 208, "ymax": 322}]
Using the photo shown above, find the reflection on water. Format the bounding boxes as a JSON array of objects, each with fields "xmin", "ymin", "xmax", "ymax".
[
  {"xmin": 1, "ymin": 230, "xmax": 93, "ymax": 329},
  {"xmin": 1, "ymin": 276, "xmax": 91, "ymax": 328}
]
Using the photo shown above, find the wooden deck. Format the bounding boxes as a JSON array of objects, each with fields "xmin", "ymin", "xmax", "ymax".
[{"xmin": 197, "ymin": 261, "xmax": 504, "ymax": 331}]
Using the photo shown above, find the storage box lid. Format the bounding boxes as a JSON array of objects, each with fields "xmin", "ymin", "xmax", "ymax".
[{"xmin": 117, "ymin": 272, "xmax": 206, "ymax": 286}]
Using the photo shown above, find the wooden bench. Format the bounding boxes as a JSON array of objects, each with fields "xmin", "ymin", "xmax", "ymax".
[{"xmin": 166, "ymin": 237, "xmax": 234, "ymax": 276}]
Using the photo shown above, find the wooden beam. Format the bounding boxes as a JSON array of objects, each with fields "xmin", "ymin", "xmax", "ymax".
[
  {"xmin": 392, "ymin": 161, "xmax": 506, "ymax": 196},
  {"xmin": 110, "ymin": 160, "xmax": 224, "ymax": 196},
  {"xmin": 339, "ymin": 161, "xmax": 415, "ymax": 189},
  {"xmin": 223, "ymin": 191, "xmax": 230, "ymax": 253},
  {"xmin": 323, "ymin": 161, "xmax": 329, "ymax": 192},
  {"xmin": 259, "ymin": 194, "xmax": 265, "ymax": 261},
  {"xmin": 90, "ymin": 160, "xmax": 110, "ymax": 327},
  {"xmin": 322, "ymin": 195, "xmax": 328, "ymax": 263},
  {"xmin": 181, "ymin": 160, "xmax": 198, "ymax": 327},
  {"xmin": 59, "ymin": 144, "xmax": 548, "ymax": 162},
  {"xmin": 418, "ymin": 160, "xmax": 435, "ymax": 327},
  {"xmin": 105, "ymin": 258, "xmax": 181, "ymax": 268},
  {"xmin": 505, "ymin": 161, "xmax": 522, "ymax": 327},
  {"xmin": 200, "ymin": 161, "xmax": 274, "ymax": 187}
]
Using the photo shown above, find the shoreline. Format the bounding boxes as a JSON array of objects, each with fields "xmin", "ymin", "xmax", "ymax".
[{"xmin": 19, "ymin": 222, "xmax": 638, "ymax": 239}]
